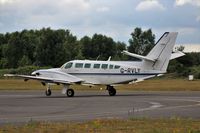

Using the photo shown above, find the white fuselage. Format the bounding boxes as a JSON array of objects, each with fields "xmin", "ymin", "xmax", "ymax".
[
  {"xmin": 57, "ymin": 60, "xmax": 164, "ymax": 85},
  {"xmin": 30, "ymin": 32, "xmax": 181, "ymax": 86}
]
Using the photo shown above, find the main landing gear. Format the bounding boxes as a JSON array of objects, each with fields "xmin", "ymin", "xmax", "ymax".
[
  {"xmin": 66, "ymin": 89, "xmax": 74, "ymax": 97},
  {"xmin": 44, "ymin": 84, "xmax": 116, "ymax": 97},
  {"xmin": 45, "ymin": 84, "xmax": 75, "ymax": 97},
  {"xmin": 107, "ymin": 85, "xmax": 116, "ymax": 96},
  {"xmin": 62, "ymin": 85, "xmax": 75, "ymax": 97}
]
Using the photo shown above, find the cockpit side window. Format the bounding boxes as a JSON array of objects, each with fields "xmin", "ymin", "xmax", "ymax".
[
  {"xmin": 65, "ymin": 62, "xmax": 73, "ymax": 69},
  {"xmin": 75, "ymin": 63, "xmax": 83, "ymax": 68}
]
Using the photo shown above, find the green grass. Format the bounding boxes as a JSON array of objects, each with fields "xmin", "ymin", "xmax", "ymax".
[
  {"xmin": 1, "ymin": 118, "xmax": 200, "ymax": 133},
  {"xmin": 0, "ymin": 78, "xmax": 200, "ymax": 91},
  {"xmin": 122, "ymin": 79, "xmax": 200, "ymax": 91}
]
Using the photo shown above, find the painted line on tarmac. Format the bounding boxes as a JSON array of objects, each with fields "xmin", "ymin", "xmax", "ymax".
[
  {"xmin": 137, "ymin": 98, "xmax": 200, "ymax": 112},
  {"xmin": 130, "ymin": 102, "xmax": 163, "ymax": 113},
  {"xmin": 0, "ymin": 101, "xmax": 163, "ymax": 123}
]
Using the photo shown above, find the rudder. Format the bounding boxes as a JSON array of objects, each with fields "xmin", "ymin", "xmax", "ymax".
[{"xmin": 146, "ymin": 32, "xmax": 178, "ymax": 71}]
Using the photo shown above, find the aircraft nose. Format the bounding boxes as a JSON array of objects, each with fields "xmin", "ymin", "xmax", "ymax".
[
  {"xmin": 31, "ymin": 71, "xmax": 37, "ymax": 75},
  {"xmin": 31, "ymin": 71, "xmax": 40, "ymax": 76}
]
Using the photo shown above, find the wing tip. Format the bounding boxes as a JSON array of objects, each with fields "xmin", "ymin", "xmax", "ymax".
[{"xmin": 4, "ymin": 74, "xmax": 15, "ymax": 77}]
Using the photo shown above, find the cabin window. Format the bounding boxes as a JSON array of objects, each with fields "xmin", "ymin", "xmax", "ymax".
[
  {"xmin": 114, "ymin": 65, "xmax": 120, "ymax": 69},
  {"xmin": 109, "ymin": 65, "xmax": 114, "ymax": 69},
  {"xmin": 101, "ymin": 64, "xmax": 108, "ymax": 69},
  {"xmin": 75, "ymin": 63, "xmax": 83, "ymax": 68},
  {"xmin": 65, "ymin": 63, "xmax": 73, "ymax": 69},
  {"xmin": 84, "ymin": 63, "xmax": 91, "ymax": 68},
  {"xmin": 94, "ymin": 64, "xmax": 100, "ymax": 69}
]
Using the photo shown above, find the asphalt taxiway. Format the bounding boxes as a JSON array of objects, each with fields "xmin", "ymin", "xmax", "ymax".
[{"xmin": 1, "ymin": 90, "xmax": 200, "ymax": 124}]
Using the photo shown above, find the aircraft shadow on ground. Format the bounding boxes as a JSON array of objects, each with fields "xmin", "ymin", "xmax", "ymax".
[{"xmin": 31, "ymin": 93, "xmax": 160, "ymax": 99}]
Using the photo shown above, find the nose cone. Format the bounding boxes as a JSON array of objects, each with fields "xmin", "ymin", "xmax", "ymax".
[
  {"xmin": 31, "ymin": 70, "xmax": 40, "ymax": 76},
  {"xmin": 31, "ymin": 71, "xmax": 36, "ymax": 75}
]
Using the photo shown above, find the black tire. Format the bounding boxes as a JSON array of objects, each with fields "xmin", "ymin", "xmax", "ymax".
[
  {"xmin": 45, "ymin": 89, "xmax": 51, "ymax": 96},
  {"xmin": 66, "ymin": 89, "xmax": 74, "ymax": 97},
  {"xmin": 109, "ymin": 88, "xmax": 116, "ymax": 96}
]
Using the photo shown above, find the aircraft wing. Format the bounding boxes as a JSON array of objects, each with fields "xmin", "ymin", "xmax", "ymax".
[{"xmin": 4, "ymin": 71, "xmax": 84, "ymax": 85}]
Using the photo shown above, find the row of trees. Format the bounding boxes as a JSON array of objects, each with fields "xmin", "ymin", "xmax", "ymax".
[
  {"xmin": 0, "ymin": 28, "xmax": 122, "ymax": 68},
  {"xmin": 0, "ymin": 27, "xmax": 200, "ymax": 78},
  {"xmin": 0, "ymin": 27, "xmax": 155, "ymax": 68}
]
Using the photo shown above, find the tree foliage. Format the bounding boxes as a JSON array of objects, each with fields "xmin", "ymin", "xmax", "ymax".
[
  {"xmin": 0, "ymin": 28, "xmax": 127, "ymax": 68},
  {"xmin": 168, "ymin": 53, "xmax": 200, "ymax": 78},
  {"xmin": 128, "ymin": 28, "xmax": 155, "ymax": 55},
  {"xmin": 80, "ymin": 34, "xmax": 123, "ymax": 60}
]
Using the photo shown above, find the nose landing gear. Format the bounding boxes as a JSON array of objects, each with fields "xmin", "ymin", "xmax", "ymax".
[{"xmin": 45, "ymin": 85, "xmax": 52, "ymax": 96}]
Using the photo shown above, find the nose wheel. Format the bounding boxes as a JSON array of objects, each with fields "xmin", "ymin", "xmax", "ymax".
[
  {"xmin": 45, "ymin": 85, "xmax": 52, "ymax": 96},
  {"xmin": 107, "ymin": 85, "xmax": 116, "ymax": 96}
]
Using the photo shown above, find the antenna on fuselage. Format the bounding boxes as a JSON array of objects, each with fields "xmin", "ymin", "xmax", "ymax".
[
  {"xmin": 107, "ymin": 56, "xmax": 111, "ymax": 61},
  {"xmin": 96, "ymin": 55, "xmax": 100, "ymax": 61}
]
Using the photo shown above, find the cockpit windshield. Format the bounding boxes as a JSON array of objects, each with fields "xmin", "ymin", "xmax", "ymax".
[
  {"xmin": 61, "ymin": 62, "xmax": 73, "ymax": 69},
  {"xmin": 65, "ymin": 62, "xmax": 73, "ymax": 69}
]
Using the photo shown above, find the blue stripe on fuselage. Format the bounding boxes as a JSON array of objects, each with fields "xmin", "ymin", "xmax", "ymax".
[{"xmin": 68, "ymin": 73, "xmax": 164, "ymax": 76}]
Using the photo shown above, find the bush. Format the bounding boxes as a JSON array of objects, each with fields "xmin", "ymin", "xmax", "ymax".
[{"xmin": 0, "ymin": 58, "xmax": 8, "ymax": 68}]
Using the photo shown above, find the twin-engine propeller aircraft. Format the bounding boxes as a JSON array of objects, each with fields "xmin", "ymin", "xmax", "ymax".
[{"xmin": 4, "ymin": 32, "xmax": 184, "ymax": 97}]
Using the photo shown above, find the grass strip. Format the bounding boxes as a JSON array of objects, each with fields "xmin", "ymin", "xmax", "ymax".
[
  {"xmin": 0, "ymin": 79, "xmax": 200, "ymax": 91},
  {"xmin": 1, "ymin": 118, "xmax": 200, "ymax": 133}
]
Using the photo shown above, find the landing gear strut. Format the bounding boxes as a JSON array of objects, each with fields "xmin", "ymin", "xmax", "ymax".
[
  {"xmin": 107, "ymin": 85, "xmax": 116, "ymax": 96},
  {"xmin": 62, "ymin": 85, "xmax": 75, "ymax": 97},
  {"xmin": 45, "ymin": 85, "xmax": 52, "ymax": 96}
]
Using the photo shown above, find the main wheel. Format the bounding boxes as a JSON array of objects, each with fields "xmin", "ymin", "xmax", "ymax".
[
  {"xmin": 109, "ymin": 88, "xmax": 116, "ymax": 96},
  {"xmin": 45, "ymin": 89, "xmax": 51, "ymax": 96},
  {"xmin": 108, "ymin": 86, "xmax": 116, "ymax": 96},
  {"xmin": 66, "ymin": 89, "xmax": 74, "ymax": 97}
]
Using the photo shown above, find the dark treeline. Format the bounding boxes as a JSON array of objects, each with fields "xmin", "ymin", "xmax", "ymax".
[
  {"xmin": 0, "ymin": 27, "xmax": 155, "ymax": 68},
  {"xmin": 169, "ymin": 52, "xmax": 200, "ymax": 78},
  {"xmin": 0, "ymin": 28, "xmax": 127, "ymax": 68},
  {"xmin": 0, "ymin": 27, "xmax": 200, "ymax": 78}
]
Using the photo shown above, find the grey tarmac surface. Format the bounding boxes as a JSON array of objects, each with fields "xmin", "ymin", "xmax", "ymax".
[{"xmin": 1, "ymin": 90, "xmax": 200, "ymax": 124}]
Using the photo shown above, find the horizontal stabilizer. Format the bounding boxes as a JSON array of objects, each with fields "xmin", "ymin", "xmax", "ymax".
[
  {"xmin": 170, "ymin": 51, "xmax": 185, "ymax": 60},
  {"xmin": 122, "ymin": 50, "xmax": 155, "ymax": 62}
]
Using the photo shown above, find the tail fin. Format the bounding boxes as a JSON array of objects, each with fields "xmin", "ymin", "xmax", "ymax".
[
  {"xmin": 146, "ymin": 32, "xmax": 178, "ymax": 71},
  {"xmin": 122, "ymin": 32, "xmax": 180, "ymax": 72}
]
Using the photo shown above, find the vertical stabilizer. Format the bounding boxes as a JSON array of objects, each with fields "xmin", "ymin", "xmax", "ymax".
[{"xmin": 146, "ymin": 32, "xmax": 178, "ymax": 71}]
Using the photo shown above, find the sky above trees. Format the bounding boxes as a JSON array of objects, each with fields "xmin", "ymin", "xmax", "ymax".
[{"xmin": 0, "ymin": 0, "xmax": 199, "ymax": 44}]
